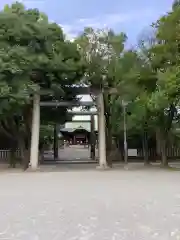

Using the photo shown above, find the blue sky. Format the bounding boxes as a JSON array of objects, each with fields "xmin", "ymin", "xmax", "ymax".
[{"xmin": 0, "ymin": 0, "xmax": 174, "ymax": 45}]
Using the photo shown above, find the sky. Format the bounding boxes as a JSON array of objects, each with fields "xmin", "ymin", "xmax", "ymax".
[
  {"xmin": 0, "ymin": 0, "xmax": 175, "ymax": 125},
  {"xmin": 0, "ymin": 0, "xmax": 174, "ymax": 45}
]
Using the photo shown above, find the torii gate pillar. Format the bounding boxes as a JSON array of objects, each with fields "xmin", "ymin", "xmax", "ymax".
[
  {"xmin": 29, "ymin": 93, "xmax": 40, "ymax": 170},
  {"xmin": 97, "ymin": 91, "xmax": 108, "ymax": 169}
]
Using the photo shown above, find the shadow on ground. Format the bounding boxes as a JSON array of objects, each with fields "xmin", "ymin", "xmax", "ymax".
[{"xmin": 0, "ymin": 162, "xmax": 180, "ymax": 173}]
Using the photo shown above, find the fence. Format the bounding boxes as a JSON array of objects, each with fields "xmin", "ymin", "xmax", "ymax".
[
  {"xmin": 0, "ymin": 149, "xmax": 21, "ymax": 162},
  {"xmin": 137, "ymin": 148, "xmax": 180, "ymax": 159},
  {"xmin": 0, "ymin": 147, "xmax": 180, "ymax": 162}
]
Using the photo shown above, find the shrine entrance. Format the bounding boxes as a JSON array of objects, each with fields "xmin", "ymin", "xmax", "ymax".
[
  {"xmin": 29, "ymin": 86, "xmax": 107, "ymax": 169},
  {"xmin": 41, "ymin": 115, "xmax": 97, "ymax": 163},
  {"xmin": 60, "ymin": 126, "xmax": 90, "ymax": 145},
  {"xmin": 51, "ymin": 122, "xmax": 98, "ymax": 163}
]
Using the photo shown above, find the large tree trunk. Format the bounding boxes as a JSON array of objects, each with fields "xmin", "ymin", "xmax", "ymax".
[
  {"xmin": 157, "ymin": 105, "xmax": 175, "ymax": 167},
  {"xmin": 161, "ymin": 137, "xmax": 168, "ymax": 167},
  {"xmin": 23, "ymin": 103, "xmax": 33, "ymax": 170},
  {"xmin": 156, "ymin": 129, "xmax": 168, "ymax": 167},
  {"xmin": 19, "ymin": 136, "xmax": 31, "ymax": 170}
]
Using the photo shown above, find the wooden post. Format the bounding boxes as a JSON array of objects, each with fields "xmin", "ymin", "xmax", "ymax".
[{"xmin": 30, "ymin": 93, "xmax": 40, "ymax": 170}]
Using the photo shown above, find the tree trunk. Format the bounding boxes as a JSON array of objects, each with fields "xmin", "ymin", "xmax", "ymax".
[
  {"xmin": 90, "ymin": 115, "xmax": 96, "ymax": 160},
  {"xmin": 104, "ymin": 93, "xmax": 112, "ymax": 167},
  {"xmin": 9, "ymin": 145, "xmax": 17, "ymax": 168},
  {"xmin": 142, "ymin": 130, "xmax": 150, "ymax": 165},
  {"xmin": 19, "ymin": 137, "xmax": 31, "ymax": 170},
  {"xmin": 115, "ymin": 138, "xmax": 123, "ymax": 162},
  {"xmin": 156, "ymin": 130, "xmax": 161, "ymax": 159},
  {"xmin": 161, "ymin": 137, "xmax": 168, "ymax": 167},
  {"xmin": 39, "ymin": 144, "xmax": 44, "ymax": 164},
  {"xmin": 118, "ymin": 140, "xmax": 125, "ymax": 162},
  {"xmin": 156, "ymin": 129, "xmax": 168, "ymax": 167},
  {"xmin": 53, "ymin": 124, "xmax": 59, "ymax": 160},
  {"xmin": 106, "ymin": 125, "xmax": 113, "ymax": 167},
  {"xmin": 22, "ymin": 148, "xmax": 30, "ymax": 170}
]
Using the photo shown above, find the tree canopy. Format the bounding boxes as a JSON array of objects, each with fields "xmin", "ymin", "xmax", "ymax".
[
  {"xmin": 74, "ymin": 1, "xmax": 180, "ymax": 167},
  {"xmin": 0, "ymin": 2, "xmax": 85, "ymax": 168},
  {"xmin": 1, "ymin": 1, "xmax": 180, "ymax": 168}
]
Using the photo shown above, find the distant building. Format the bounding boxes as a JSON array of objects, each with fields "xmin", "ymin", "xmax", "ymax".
[
  {"xmin": 65, "ymin": 119, "xmax": 98, "ymax": 132},
  {"xmin": 60, "ymin": 125, "xmax": 97, "ymax": 145}
]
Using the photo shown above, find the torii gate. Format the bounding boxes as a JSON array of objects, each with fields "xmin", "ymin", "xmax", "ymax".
[{"xmin": 29, "ymin": 87, "xmax": 108, "ymax": 170}]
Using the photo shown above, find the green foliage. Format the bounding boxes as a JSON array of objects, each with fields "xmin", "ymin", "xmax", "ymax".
[
  {"xmin": 0, "ymin": 1, "xmax": 85, "ymax": 160},
  {"xmin": 40, "ymin": 124, "xmax": 54, "ymax": 145},
  {"xmin": 73, "ymin": 0, "xmax": 180, "ymax": 166},
  {"xmin": 1, "ymin": 0, "xmax": 180, "ymax": 166}
]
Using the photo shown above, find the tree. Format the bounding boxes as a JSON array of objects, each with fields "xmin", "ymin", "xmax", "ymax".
[
  {"xmin": 144, "ymin": 2, "xmax": 180, "ymax": 166},
  {"xmin": 0, "ymin": 2, "xmax": 84, "ymax": 169},
  {"xmin": 75, "ymin": 27, "xmax": 127, "ymax": 166},
  {"xmin": 109, "ymin": 47, "xmax": 154, "ymax": 164}
]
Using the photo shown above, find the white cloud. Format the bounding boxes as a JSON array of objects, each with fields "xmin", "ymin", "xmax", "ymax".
[
  {"xmin": 61, "ymin": 24, "xmax": 78, "ymax": 40},
  {"xmin": 61, "ymin": 8, "xmax": 156, "ymax": 39}
]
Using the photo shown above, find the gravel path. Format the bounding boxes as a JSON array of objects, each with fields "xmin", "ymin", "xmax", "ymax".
[
  {"xmin": 0, "ymin": 169, "xmax": 180, "ymax": 239},
  {"xmin": 44, "ymin": 145, "xmax": 98, "ymax": 161}
]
